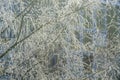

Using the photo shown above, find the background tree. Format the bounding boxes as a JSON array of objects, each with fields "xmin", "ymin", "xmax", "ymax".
[{"xmin": 0, "ymin": 0, "xmax": 120, "ymax": 80}]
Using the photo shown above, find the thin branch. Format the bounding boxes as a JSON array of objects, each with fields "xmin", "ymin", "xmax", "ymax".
[
  {"xmin": 15, "ymin": 0, "xmax": 35, "ymax": 18},
  {"xmin": 16, "ymin": 3, "xmax": 34, "ymax": 42},
  {"xmin": 0, "ymin": 3, "xmax": 93, "ymax": 59},
  {"xmin": 16, "ymin": 16, "xmax": 24, "ymax": 42}
]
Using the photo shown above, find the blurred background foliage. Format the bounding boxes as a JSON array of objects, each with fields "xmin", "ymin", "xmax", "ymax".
[{"xmin": 0, "ymin": 0, "xmax": 120, "ymax": 80}]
